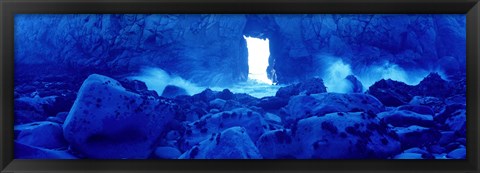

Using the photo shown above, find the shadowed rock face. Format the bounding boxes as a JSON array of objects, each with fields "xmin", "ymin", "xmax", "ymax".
[
  {"xmin": 15, "ymin": 14, "xmax": 249, "ymax": 86},
  {"xmin": 15, "ymin": 14, "xmax": 465, "ymax": 86}
]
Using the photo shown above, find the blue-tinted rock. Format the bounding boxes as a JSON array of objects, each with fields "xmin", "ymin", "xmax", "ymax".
[
  {"xmin": 444, "ymin": 109, "xmax": 466, "ymax": 137},
  {"xmin": 256, "ymin": 96, "xmax": 288, "ymax": 110},
  {"xmin": 209, "ymin": 99, "xmax": 226, "ymax": 110},
  {"xmin": 14, "ymin": 95, "xmax": 58, "ymax": 124},
  {"xmin": 233, "ymin": 93, "xmax": 259, "ymax": 105},
  {"xmin": 393, "ymin": 125, "xmax": 440, "ymax": 149},
  {"xmin": 216, "ymin": 89, "xmax": 234, "ymax": 100},
  {"xmin": 14, "ymin": 142, "xmax": 77, "ymax": 159},
  {"xmin": 256, "ymin": 129, "xmax": 295, "ymax": 159},
  {"xmin": 378, "ymin": 109, "xmax": 434, "ymax": 127},
  {"xmin": 408, "ymin": 96, "xmax": 445, "ymax": 113},
  {"xmin": 367, "ymin": 79, "xmax": 414, "ymax": 107},
  {"xmin": 345, "ymin": 75, "xmax": 363, "ymax": 93},
  {"xmin": 438, "ymin": 131, "xmax": 456, "ymax": 146},
  {"xmin": 284, "ymin": 93, "xmax": 384, "ymax": 122},
  {"xmin": 397, "ymin": 105, "xmax": 434, "ymax": 116},
  {"xmin": 179, "ymin": 127, "xmax": 262, "ymax": 159},
  {"xmin": 257, "ymin": 112, "xmax": 401, "ymax": 159},
  {"xmin": 192, "ymin": 89, "xmax": 218, "ymax": 103},
  {"xmin": 155, "ymin": 146, "xmax": 182, "ymax": 159},
  {"xmin": 429, "ymin": 145, "xmax": 446, "ymax": 154},
  {"xmin": 55, "ymin": 112, "xmax": 69, "ymax": 122},
  {"xmin": 446, "ymin": 148, "xmax": 466, "ymax": 159},
  {"xmin": 415, "ymin": 73, "xmax": 451, "ymax": 98},
  {"xmin": 275, "ymin": 78, "xmax": 326, "ymax": 98},
  {"xmin": 162, "ymin": 85, "xmax": 188, "ymax": 98},
  {"xmin": 393, "ymin": 152, "xmax": 423, "ymax": 159},
  {"xmin": 180, "ymin": 108, "xmax": 267, "ymax": 151},
  {"xmin": 46, "ymin": 116, "xmax": 64, "ymax": 124},
  {"xmin": 15, "ymin": 121, "xmax": 68, "ymax": 149},
  {"xmin": 445, "ymin": 95, "xmax": 466, "ymax": 105},
  {"xmin": 435, "ymin": 103, "xmax": 466, "ymax": 126},
  {"xmin": 294, "ymin": 112, "xmax": 400, "ymax": 159},
  {"xmin": 16, "ymin": 14, "xmax": 249, "ymax": 86},
  {"xmin": 63, "ymin": 74, "xmax": 177, "ymax": 159}
]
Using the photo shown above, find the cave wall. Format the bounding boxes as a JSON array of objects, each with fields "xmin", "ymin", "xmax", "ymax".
[
  {"xmin": 243, "ymin": 14, "xmax": 466, "ymax": 84},
  {"xmin": 15, "ymin": 14, "xmax": 465, "ymax": 86},
  {"xmin": 15, "ymin": 14, "xmax": 248, "ymax": 86}
]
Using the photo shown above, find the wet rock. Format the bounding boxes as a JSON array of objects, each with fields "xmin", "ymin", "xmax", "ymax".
[
  {"xmin": 180, "ymin": 108, "xmax": 267, "ymax": 151},
  {"xmin": 345, "ymin": 75, "xmax": 363, "ymax": 93},
  {"xmin": 367, "ymin": 79, "xmax": 414, "ymax": 107},
  {"xmin": 216, "ymin": 89, "xmax": 234, "ymax": 100},
  {"xmin": 162, "ymin": 85, "xmax": 188, "ymax": 98},
  {"xmin": 155, "ymin": 146, "xmax": 182, "ymax": 159},
  {"xmin": 256, "ymin": 96, "xmax": 289, "ymax": 110},
  {"xmin": 209, "ymin": 99, "xmax": 227, "ymax": 110},
  {"xmin": 256, "ymin": 129, "xmax": 295, "ymax": 159},
  {"xmin": 446, "ymin": 148, "xmax": 466, "ymax": 159},
  {"xmin": 63, "ymin": 74, "xmax": 177, "ymax": 159},
  {"xmin": 393, "ymin": 125, "xmax": 440, "ymax": 149},
  {"xmin": 415, "ymin": 73, "xmax": 451, "ymax": 98},
  {"xmin": 233, "ymin": 93, "xmax": 259, "ymax": 105},
  {"xmin": 120, "ymin": 79, "xmax": 160, "ymax": 99},
  {"xmin": 438, "ymin": 131, "xmax": 456, "ymax": 146},
  {"xmin": 409, "ymin": 96, "xmax": 445, "ymax": 113},
  {"xmin": 429, "ymin": 145, "xmax": 446, "ymax": 154},
  {"xmin": 257, "ymin": 112, "xmax": 401, "ymax": 159},
  {"xmin": 444, "ymin": 109, "xmax": 466, "ymax": 137},
  {"xmin": 14, "ymin": 142, "xmax": 77, "ymax": 159},
  {"xmin": 192, "ymin": 89, "xmax": 218, "ymax": 103},
  {"xmin": 14, "ymin": 95, "xmax": 58, "ymax": 124},
  {"xmin": 284, "ymin": 93, "xmax": 384, "ymax": 122},
  {"xmin": 15, "ymin": 121, "xmax": 68, "ymax": 149},
  {"xmin": 393, "ymin": 152, "xmax": 423, "ymax": 159},
  {"xmin": 179, "ymin": 127, "xmax": 262, "ymax": 159},
  {"xmin": 434, "ymin": 103, "xmax": 466, "ymax": 124},
  {"xmin": 275, "ymin": 78, "xmax": 327, "ymax": 98},
  {"xmin": 397, "ymin": 105, "xmax": 434, "ymax": 116},
  {"xmin": 46, "ymin": 116, "xmax": 64, "ymax": 124},
  {"xmin": 55, "ymin": 112, "xmax": 69, "ymax": 122},
  {"xmin": 378, "ymin": 109, "xmax": 434, "ymax": 127}
]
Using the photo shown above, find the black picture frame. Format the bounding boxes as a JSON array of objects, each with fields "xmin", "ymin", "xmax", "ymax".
[{"xmin": 1, "ymin": 0, "xmax": 479, "ymax": 172}]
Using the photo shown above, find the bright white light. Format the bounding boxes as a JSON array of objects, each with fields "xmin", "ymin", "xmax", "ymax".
[{"xmin": 244, "ymin": 36, "xmax": 272, "ymax": 84}]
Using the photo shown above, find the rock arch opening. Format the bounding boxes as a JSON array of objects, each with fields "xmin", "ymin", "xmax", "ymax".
[{"xmin": 243, "ymin": 35, "xmax": 272, "ymax": 84}]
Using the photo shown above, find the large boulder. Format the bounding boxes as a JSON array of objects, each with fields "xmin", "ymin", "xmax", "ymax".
[
  {"xmin": 63, "ymin": 74, "xmax": 177, "ymax": 159},
  {"xmin": 15, "ymin": 121, "xmax": 68, "ymax": 149},
  {"xmin": 179, "ymin": 127, "xmax": 262, "ymax": 159},
  {"xmin": 180, "ymin": 108, "xmax": 267, "ymax": 151},
  {"xmin": 257, "ymin": 112, "xmax": 401, "ymax": 159},
  {"xmin": 284, "ymin": 93, "xmax": 384, "ymax": 122}
]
